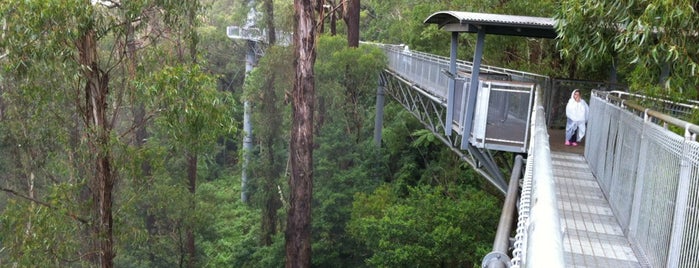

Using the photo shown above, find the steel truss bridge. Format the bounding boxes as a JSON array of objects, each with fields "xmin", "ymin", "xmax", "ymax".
[{"xmin": 374, "ymin": 42, "xmax": 699, "ymax": 268}]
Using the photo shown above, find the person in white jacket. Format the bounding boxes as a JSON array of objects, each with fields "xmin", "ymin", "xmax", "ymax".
[{"xmin": 565, "ymin": 89, "xmax": 589, "ymax": 146}]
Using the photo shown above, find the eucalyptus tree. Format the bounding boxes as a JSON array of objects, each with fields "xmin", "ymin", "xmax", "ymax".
[
  {"xmin": 247, "ymin": 0, "xmax": 293, "ymax": 249},
  {"xmin": 245, "ymin": 45, "xmax": 292, "ymax": 248},
  {"xmin": 0, "ymin": 0, "xmax": 230, "ymax": 267},
  {"xmin": 556, "ymin": 0, "xmax": 699, "ymax": 97},
  {"xmin": 0, "ymin": 1, "xmax": 124, "ymax": 266},
  {"xmin": 143, "ymin": 64, "xmax": 235, "ymax": 267},
  {"xmin": 287, "ymin": 0, "xmax": 317, "ymax": 266},
  {"xmin": 314, "ymin": 0, "xmax": 360, "ymax": 46}
]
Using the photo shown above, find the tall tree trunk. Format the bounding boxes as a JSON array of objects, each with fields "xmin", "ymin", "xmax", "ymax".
[
  {"xmin": 261, "ymin": 75, "xmax": 283, "ymax": 245},
  {"xmin": 260, "ymin": 0, "xmax": 281, "ymax": 247},
  {"xmin": 76, "ymin": 28, "xmax": 115, "ymax": 268},
  {"xmin": 286, "ymin": 0, "xmax": 317, "ymax": 267},
  {"xmin": 330, "ymin": 6, "xmax": 337, "ymax": 36},
  {"xmin": 264, "ymin": 0, "xmax": 277, "ymax": 44},
  {"xmin": 316, "ymin": 0, "xmax": 326, "ymax": 34},
  {"xmin": 184, "ymin": 4, "xmax": 199, "ymax": 266},
  {"xmin": 186, "ymin": 152, "xmax": 197, "ymax": 267},
  {"xmin": 344, "ymin": 0, "xmax": 360, "ymax": 47}
]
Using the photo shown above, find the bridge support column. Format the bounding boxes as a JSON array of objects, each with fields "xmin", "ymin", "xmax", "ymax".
[
  {"xmin": 373, "ymin": 74, "xmax": 386, "ymax": 146},
  {"xmin": 241, "ymin": 40, "xmax": 259, "ymax": 203}
]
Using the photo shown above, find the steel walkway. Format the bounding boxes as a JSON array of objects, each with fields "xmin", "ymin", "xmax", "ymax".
[
  {"xmin": 546, "ymin": 128, "xmax": 645, "ymax": 267},
  {"xmin": 552, "ymin": 150, "xmax": 644, "ymax": 267}
]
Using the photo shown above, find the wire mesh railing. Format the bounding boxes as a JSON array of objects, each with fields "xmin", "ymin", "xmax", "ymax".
[
  {"xmin": 372, "ymin": 43, "xmax": 550, "ymax": 101},
  {"xmin": 587, "ymin": 90, "xmax": 699, "ymax": 268}
]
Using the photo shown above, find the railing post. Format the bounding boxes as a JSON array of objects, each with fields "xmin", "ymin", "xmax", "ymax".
[{"xmin": 667, "ymin": 131, "xmax": 693, "ymax": 267}]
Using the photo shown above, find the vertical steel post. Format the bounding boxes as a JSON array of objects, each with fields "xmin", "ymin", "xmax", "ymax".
[
  {"xmin": 461, "ymin": 28, "xmax": 485, "ymax": 148},
  {"xmin": 374, "ymin": 74, "xmax": 386, "ymax": 146},
  {"xmin": 445, "ymin": 32, "xmax": 458, "ymax": 135}
]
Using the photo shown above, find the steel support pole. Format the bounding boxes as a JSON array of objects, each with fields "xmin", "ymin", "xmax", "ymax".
[
  {"xmin": 374, "ymin": 74, "xmax": 386, "ymax": 146},
  {"xmin": 241, "ymin": 40, "xmax": 257, "ymax": 203},
  {"xmin": 461, "ymin": 28, "xmax": 485, "ymax": 148},
  {"xmin": 445, "ymin": 32, "xmax": 458, "ymax": 135}
]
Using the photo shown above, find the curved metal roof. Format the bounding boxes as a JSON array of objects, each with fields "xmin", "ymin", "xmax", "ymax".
[{"xmin": 424, "ymin": 11, "xmax": 557, "ymax": 39}]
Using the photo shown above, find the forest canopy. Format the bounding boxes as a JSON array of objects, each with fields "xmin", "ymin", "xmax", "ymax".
[{"xmin": 1, "ymin": 0, "xmax": 696, "ymax": 267}]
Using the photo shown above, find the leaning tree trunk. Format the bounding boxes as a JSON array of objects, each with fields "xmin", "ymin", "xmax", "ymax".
[
  {"xmin": 286, "ymin": 0, "xmax": 317, "ymax": 267},
  {"xmin": 76, "ymin": 28, "xmax": 115, "ymax": 268}
]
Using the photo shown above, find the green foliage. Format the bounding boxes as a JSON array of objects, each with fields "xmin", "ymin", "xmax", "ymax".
[
  {"xmin": 145, "ymin": 64, "xmax": 236, "ymax": 153},
  {"xmin": 0, "ymin": 183, "xmax": 88, "ymax": 267},
  {"xmin": 348, "ymin": 184, "xmax": 500, "ymax": 267},
  {"xmin": 115, "ymin": 180, "xmax": 193, "ymax": 267},
  {"xmin": 556, "ymin": 0, "xmax": 699, "ymax": 96},
  {"xmin": 299, "ymin": 35, "xmax": 389, "ymax": 267},
  {"xmin": 315, "ymin": 34, "xmax": 387, "ymax": 97},
  {"xmin": 312, "ymin": 124, "xmax": 384, "ymax": 267},
  {"xmin": 315, "ymin": 35, "xmax": 387, "ymax": 142},
  {"xmin": 197, "ymin": 179, "xmax": 286, "ymax": 267},
  {"xmin": 245, "ymin": 45, "xmax": 294, "ymax": 139}
]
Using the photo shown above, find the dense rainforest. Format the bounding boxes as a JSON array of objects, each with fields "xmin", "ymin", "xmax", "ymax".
[{"xmin": 0, "ymin": 0, "xmax": 697, "ymax": 267}]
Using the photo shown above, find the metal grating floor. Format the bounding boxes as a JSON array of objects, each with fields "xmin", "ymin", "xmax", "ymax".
[{"xmin": 551, "ymin": 151, "xmax": 647, "ymax": 268}]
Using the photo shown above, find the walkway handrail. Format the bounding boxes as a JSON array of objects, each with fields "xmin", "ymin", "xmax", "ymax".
[
  {"xmin": 482, "ymin": 155, "xmax": 524, "ymax": 268},
  {"xmin": 588, "ymin": 90, "xmax": 699, "ymax": 267},
  {"xmin": 606, "ymin": 89, "xmax": 699, "ymax": 113},
  {"xmin": 597, "ymin": 91, "xmax": 699, "ymax": 138},
  {"xmin": 511, "ymin": 86, "xmax": 565, "ymax": 268}
]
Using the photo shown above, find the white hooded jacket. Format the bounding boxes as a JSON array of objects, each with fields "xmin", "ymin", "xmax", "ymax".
[{"xmin": 566, "ymin": 89, "xmax": 589, "ymax": 122}]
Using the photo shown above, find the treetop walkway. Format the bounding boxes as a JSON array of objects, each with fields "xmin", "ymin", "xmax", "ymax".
[
  {"xmin": 228, "ymin": 10, "xmax": 699, "ymax": 267},
  {"xmin": 374, "ymin": 38, "xmax": 699, "ymax": 268}
]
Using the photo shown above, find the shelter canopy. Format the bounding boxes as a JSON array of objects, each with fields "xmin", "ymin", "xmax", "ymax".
[{"xmin": 423, "ymin": 11, "xmax": 557, "ymax": 39}]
